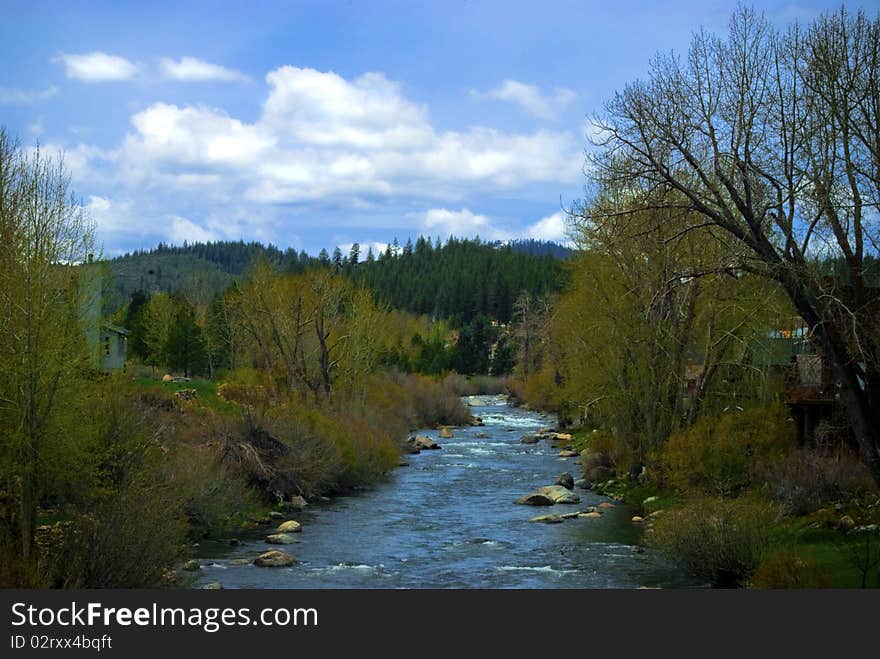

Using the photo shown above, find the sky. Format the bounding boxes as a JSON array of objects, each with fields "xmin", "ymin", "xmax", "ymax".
[{"xmin": 0, "ymin": 0, "xmax": 857, "ymax": 257}]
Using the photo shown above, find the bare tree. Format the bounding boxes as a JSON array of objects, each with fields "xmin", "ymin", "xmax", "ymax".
[{"xmin": 588, "ymin": 7, "xmax": 880, "ymax": 485}]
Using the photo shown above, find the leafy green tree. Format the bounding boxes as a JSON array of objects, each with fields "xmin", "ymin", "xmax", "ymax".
[
  {"xmin": 140, "ymin": 292, "xmax": 175, "ymax": 370},
  {"xmin": 166, "ymin": 298, "xmax": 208, "ymax": 378},
  {"xmin": 0, "ymin": 129, "xmax": 94, "ymax": 565}
]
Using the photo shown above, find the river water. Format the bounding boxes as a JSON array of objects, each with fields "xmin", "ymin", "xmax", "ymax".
[{"xmin": 195, "ymin": 395, "xmax": 696, "ymax": 588}]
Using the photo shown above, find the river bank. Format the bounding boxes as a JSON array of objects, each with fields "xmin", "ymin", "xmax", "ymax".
[{"xmin": 189, "ymin": 395, "xmax": 697, "ymax": 588}]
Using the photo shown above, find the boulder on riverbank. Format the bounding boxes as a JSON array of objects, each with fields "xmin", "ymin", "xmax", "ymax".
[
  {"xmin": 555, "ymin": 473, "xmax": 574, "ymax": 490},
  {"xmin": 279, "ymin": 495, "xmax": 308, "ymax": 512},
  {"xmin": 534, "ymin": 430, "xmax": 573, "ymax": 442},
  {"xmin": 253, "ymin": 550, "xmax": 297, "ymax": 567},
  {"xmin": 182, "ymin": 559, "xmax": 200, "ymax": 571},
  {"xmin": 515, "ymin": 492, "xmax": 555, "ymax": 506},
  {"xmin": 537, "ymin": 485, "xmax": 580, "ymax": 504},
  {"xmin": 558, "ymin": 449, "xmax": 579, "ymax": 458},
  {"xmin": 276, "ymin": 520, "xmax": 302, "ymax": 533}
]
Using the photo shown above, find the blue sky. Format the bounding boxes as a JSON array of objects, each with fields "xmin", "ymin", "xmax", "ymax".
[{"xmin": 0, "ymin": 0, "xmax": 853, "ymax": 256}]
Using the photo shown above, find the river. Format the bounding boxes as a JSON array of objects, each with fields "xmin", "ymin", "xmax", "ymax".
[{"xmin": 194, "ymin": 395, "xmax": 696, "ymax": 588}]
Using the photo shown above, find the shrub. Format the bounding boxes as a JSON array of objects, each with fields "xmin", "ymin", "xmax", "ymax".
[
  {"xmin": 580, "ymin": 430, "xmax": 629, "ymax": 482},
  {"xmin": 646, "ymin": 497, "xmax": 781, "ymax": 587},
  {"xmin": 749, "ymin": 548, "xmax": 829, "ymax": 588},
  {"xmin": 221, "ymin": 394, "xmax": 401, "ymax": 500},
  {"xmin": 755, "ymin": 448, "xmax": 876, "ymax": 516},
  {"xmin": 522, "ymin": 370, "xmax": 562, "ymax": 411},
  {"xmin": 168, "ymin": 449, "xmax": 255, "ymax": 538},
  {"xmin": 659, "ymin": 405, "xmax": 795, "ymax": 496},
  {"xmin": 53, "ymin": 481, "xmax": 187, "ymax": 588},
  {"xmin": 217, "ymin": 381, "xmax": 270, "ymax": 407},
  {"xmin": 441, "ymin": 373, "xmax": 507, "ymax": 396},
  {"xmin": 377, "ymin": 373, "xmax": 472, "ymax": 428}
]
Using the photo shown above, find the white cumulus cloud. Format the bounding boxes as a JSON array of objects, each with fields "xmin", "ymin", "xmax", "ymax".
[
  {"xmin": 473, "ymin": 80, "xmax": 576, "ymax": 119},
  {"xmin": 159, "ymin": 56, "xmax": 250, "ymax": 82},
  {"xmin": 168, "ymin": 215, "xmax": 220, "ymax": 244},
  {"xmin": 55, "ymin": 52, "xmax": 138, "ymax": 82},
  {"xmin": 263, "ymin": 67, "xmax": 432, "ymax": 150},
  {"xmin": 55, "ymin": 66, "xmax": 584, "ymax": 251},
  {"xmin": 420, "ymin": 208, "xmax": 511, "ymax": 241},
  {"xmin": 525, "ymin": 211, "xmax": 570, "ymax": 243}
]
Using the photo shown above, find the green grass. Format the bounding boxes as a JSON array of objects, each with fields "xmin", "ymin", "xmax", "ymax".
[
  {"xmin": 597, "ymin": 464, "xmax": 879, "ymax": 588},
  {"xmin": 772, "ymin": 516, "xmax": 880, "ymax": 588},
  {"xmin": 133, "ymin": 376, "xmax": 240, "ymax": 415}
]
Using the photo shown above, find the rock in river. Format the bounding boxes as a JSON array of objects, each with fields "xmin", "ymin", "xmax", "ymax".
[
  {"xmin": 530, "ymin": 514, "xmax": 565, "ymax": 524},
  {"xmin": 558, "ymin": 449, "xmax": 579, "ymax": 458},
  {"xmin": 409, "ymin": 435, "xmax": 440, "ymax": 450},
  {"xmin": 520, "ymin": 434, "xmax": 540, "ymax": 444},
  {"xmin": 555, "ymin": 472, "xmax": 575, "ymax": 490},
  {"xmin": 515, "ymin": 492, "xmax": 555, "ymax": 506},
  {"xmin": 276, "ymin": 520, "xmax": 302, "ymax": 533},
  {"xmin": 266, "ymin": 533, "xmax": 299, "ymax": 545},
  {"xmin": 253, "ymin": 550, "xmax": 297, "ymax": 568},
  {"xmin": 537, "ymin": 485, "xmax": 581, "ymax": 504},
  {"xmin": 439, "ymin": 427, "xmax": 453, "ymax": 439}
]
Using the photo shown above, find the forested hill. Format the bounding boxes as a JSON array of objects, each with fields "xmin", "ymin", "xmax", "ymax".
[
  {"xmin": 504, "ymin": 239, "xmax": 574, "ymax": 259},
  {"xmin": 104, "ymin": 237, "xmax": 568, "ymax": 323},
  {"xmin": 104, "ymin": 241, "xmax": 316, "ymax": 311},
  {"xmin": 356, "ymin": 237, "xmax": 565, "ymax": 324}
]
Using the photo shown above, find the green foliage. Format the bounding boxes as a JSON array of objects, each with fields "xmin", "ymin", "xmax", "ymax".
[
  {"xmin": 580, "ymin": 429, "xmax": 630, "ymax": 482},
  {"xmin": 749, "ymin": 548, "xmax": 830, "ymax": 589},
  {"xmin": 103, "ymin": 240, "xmax": 317, "ymax": 313},
  {"xmin": 0, "ymin": 129, "xmax": 95, "ymax": 566},
  {"xmin": 453, "ymin": 315, "xmax": 496, "ymax": 375},
  {"xmin": 440, "ymin": 373, "xmax": 507, "ymax": 396},
  {"xmin": 358, "ymin": 236, "xmax": 565, "ymax": 325},
  {"xmin": 646, "ymin": 497, "xmax": 781, "ymax": 588},
  {"xmin": 165, "ymin": 299, "xmax": 208, "ymax": 377},
  {"xmin": 33, "ymin": 384, "xmax": 189, "ymax": 587},
  {"xmin": 659, "ymin": 405, "xmax": 796, "ymax": 496}
]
